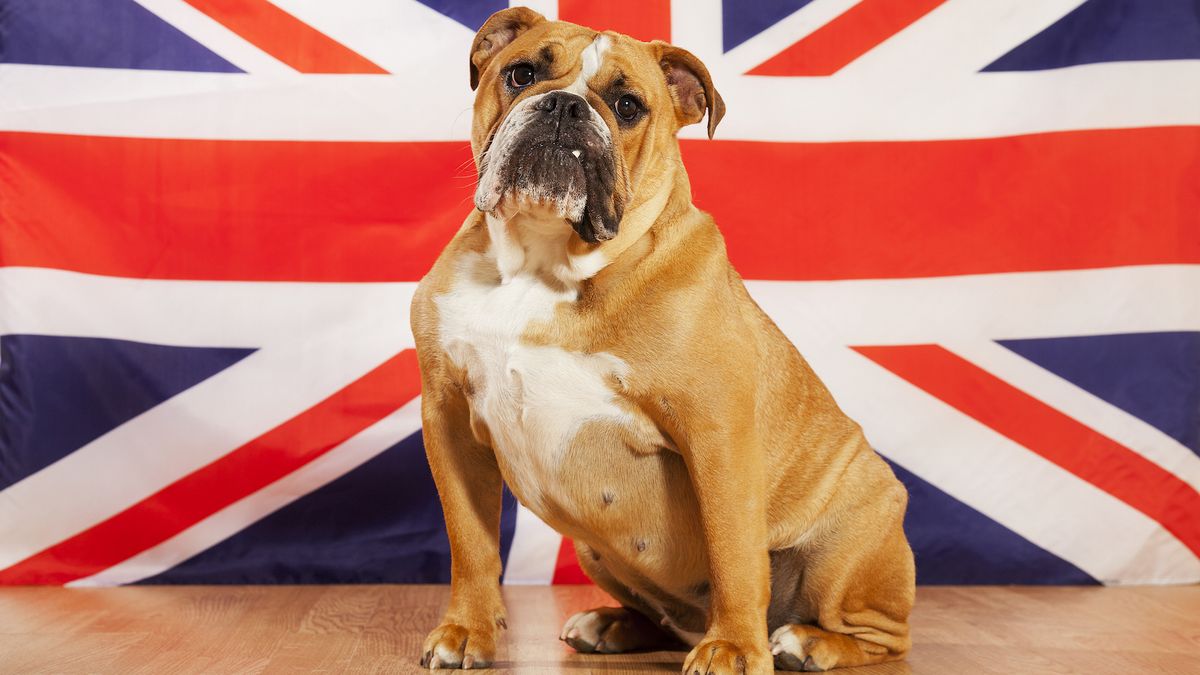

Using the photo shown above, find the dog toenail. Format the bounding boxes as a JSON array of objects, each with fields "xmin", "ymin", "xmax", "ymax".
[
  {"xmin": 635, "ymin": 538, "xmax": 647, "ymax": 551},
  {"xmin": 602, "ymin": 490, "xmax": 614, "ymax": 505}
]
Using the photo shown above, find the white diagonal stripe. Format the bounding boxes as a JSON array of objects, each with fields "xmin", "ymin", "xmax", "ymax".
[
  {"xmin": 839, "ymin": 0, "xmax": 1088, "ymax": 78},
  {"xmin": 270, "ymin": 0, "xmax": 471, "ymax": 74},
  {"xmin": 717, "ymin": 0, "xmax": 862, "ymax": 76},
  {"xmin": 130, "ymin": 0, "xmax": 298, "ymax": 75},
  {"xmin": 944, "ymin": 340, "xmax": 1200, "ymax": 495},
  {"xmin": 804, "ymin": 343, "xmax": 1200, "ymax": 584},
  {"xmin": 0, "ymin": 329, "xmax": 397, "ymax": 569},
  {"xmin": 67, "ymin": 397, "xmax": 424, "ymax": 587}
]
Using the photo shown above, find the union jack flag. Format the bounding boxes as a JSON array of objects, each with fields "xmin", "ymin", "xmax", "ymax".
[{"xmin": 1, "ymin": 0, "xmax": 1198, "ymax": 588}]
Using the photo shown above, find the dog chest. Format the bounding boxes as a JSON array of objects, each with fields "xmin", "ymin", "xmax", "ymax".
[{"xmin": 433, "ymin": 258, "xmax": 631, "ymax": 507}]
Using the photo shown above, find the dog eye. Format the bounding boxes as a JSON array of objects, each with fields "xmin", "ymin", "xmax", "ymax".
[
  {"xmin": 614, "ymin": 95, "xmax": 640, "ymax": 121},
  {"xmin": 508, "ymin": 64, "xmax": 536, "ymax": 88}
]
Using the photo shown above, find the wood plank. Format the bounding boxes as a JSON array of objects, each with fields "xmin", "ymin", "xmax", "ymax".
[{"xmin": 0, "ymin": 585, "xmax": 1197, "ymax": 674}]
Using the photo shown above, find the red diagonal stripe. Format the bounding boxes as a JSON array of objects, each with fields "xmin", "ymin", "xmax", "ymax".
[
  {"xmin": 182, "ymin": 0, "xmax": 387, "ymax": 74},
  {"xmin": 559, "ymin": 0, "xmax": 671, "ymax": 42},
  {"xmin": 0, "ymin": 350, "xmax": 421, "ymax": 585},
  {"xmin": 3, "ymin": 128, "xmax": 1198, "ymax": 281},
  {"xmin": 748, "ymin": 0, "xmax": 946, "ymax": 76},
  {"xmin": 854, "ymin": 344, "xmax": 1200, "ymax": 556}
]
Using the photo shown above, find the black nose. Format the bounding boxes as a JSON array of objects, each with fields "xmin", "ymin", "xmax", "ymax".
[{"xmin": 534, "ymin": 91, "xmax": 589, "ymax": 122}]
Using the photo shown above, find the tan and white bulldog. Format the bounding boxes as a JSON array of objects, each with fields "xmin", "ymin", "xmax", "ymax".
[{"xmin": 411, "ymin": 7, "xmax": 915, "ymax": 673}]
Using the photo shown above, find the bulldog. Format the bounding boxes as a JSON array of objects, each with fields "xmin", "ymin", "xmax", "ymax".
[{"xmin": 411, "ymin": 7, "xmax": 915, "ymax": 673}]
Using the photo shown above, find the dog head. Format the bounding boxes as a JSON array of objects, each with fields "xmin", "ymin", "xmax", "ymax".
[{"xmin": 468, "ymin": 8, "xmax": 724, "ymax": 244}]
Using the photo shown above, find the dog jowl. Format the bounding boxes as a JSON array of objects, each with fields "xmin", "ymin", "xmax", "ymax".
[{"xmin": 411, "ymin": 7, "xmax": 914, "ymax": 674}]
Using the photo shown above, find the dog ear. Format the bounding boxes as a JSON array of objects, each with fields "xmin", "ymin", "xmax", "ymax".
[
  {"xmin": 654, "ymin": 43, "xmax": 725, "ymax": 139},
  {"xmin": 470, "ymin": 7, "xmax": 546, "ymax": 90}
]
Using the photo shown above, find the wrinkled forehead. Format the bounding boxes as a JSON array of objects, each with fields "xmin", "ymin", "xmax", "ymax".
[{"xmin": 502, "ymin": 23, "xmax": 662, "ymax": 92}]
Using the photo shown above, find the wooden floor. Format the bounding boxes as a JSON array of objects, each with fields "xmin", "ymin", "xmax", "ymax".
[{"xmin": 1, "ymin": 584, "xmax": 1197, "ymax": 674}]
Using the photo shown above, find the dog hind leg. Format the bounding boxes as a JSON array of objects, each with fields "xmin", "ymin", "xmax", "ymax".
[{"xmin": 769, "ymin": 484, "xmax": 915, "ymax": 671}]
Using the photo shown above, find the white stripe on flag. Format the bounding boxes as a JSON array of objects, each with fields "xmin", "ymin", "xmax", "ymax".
[
  {"xmin": 503, "ymin": 505, "xmax": 563, "ymax": 585},
  {"xmin": 746, "ymin": 266, "xmax": 1200, "ymax": 348},
  {"xmin": 3, "ymin": 61, "xmax": 1198, "ymax": 142},
  {"xmin": 0, "ymin": 268, "xmax": 417, "ymax": 348}
]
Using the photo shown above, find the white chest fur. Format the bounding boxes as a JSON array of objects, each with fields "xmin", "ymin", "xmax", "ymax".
[{"xmin": 434, "ymin": 252, "xmax": 630, "ymax": 510}]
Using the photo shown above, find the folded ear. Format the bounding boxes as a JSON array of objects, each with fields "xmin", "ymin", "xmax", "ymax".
[
  {"xmin": 470, "ymin": 7, "xmax": 546, "ymax": 90},
  {"xmin": 655, "ymin": 42, "xmax": 725, "ymax": 139}
]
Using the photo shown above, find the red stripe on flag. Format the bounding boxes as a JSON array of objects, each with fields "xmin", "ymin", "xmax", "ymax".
[
  {"xmin": 2, "ymin": 128, "xmax": 1197, "ymax": 281},
  {"xmin": 748, "ymin": 0, "xmax": 946, "ymax": 76},
  {"xmin": 552, "ymin": 537, "xmax": 592, "ymax": 584},
  {"xmin": 0, "ymin": 132, "xmax": 474, "ymax": 282},
  {"xmin": 683, "ymin": 128, "xmax": 1200, "ymax": 280},
  {"xmin": 0, "ymin": 350, "xmax": 421, "ymax": 585},
  {"xmin": 182, "ymin": 0, "xmax": 387, "ymax": 74},
  {"xmin": 559, "ymin": 0, "xmax": 671, "ymax": 42},
  {"xmin": 854, "ymin": 344, "xmax": 1200, "ymax": 556}
]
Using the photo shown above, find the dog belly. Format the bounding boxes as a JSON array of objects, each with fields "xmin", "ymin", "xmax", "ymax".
[
  {"xmin": 558, "ymin": 420, "xmax": 703, "ymax": 566},
  {"xmin": 502, "ymin": 416, "xmax": 712, "ymax": 636}
]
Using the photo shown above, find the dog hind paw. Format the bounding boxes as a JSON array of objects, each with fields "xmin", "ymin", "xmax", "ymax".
[
  {"xmin": 559, "ymin": 606, "xmax": 664, "ymax": 654},
  {"xmin": 768, "ymin": 624, "xmax": 841, "ymax": 672}
]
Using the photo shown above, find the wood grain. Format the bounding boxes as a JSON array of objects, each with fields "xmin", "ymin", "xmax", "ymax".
[{"xmin": 0, "ymin": 585, "xmax": 1197, "ymax": 674}]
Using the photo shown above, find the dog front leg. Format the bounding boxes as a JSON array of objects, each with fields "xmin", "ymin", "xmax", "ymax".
[
  {"xmin": 419, "ymin": 390, "xmax": 506, "ymax": 670},
  {"xmin": 676, "ymin": 411, "xmax": 773, "ymax": 675}
]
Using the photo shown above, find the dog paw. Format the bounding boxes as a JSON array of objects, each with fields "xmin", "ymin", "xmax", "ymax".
[
  {"xmin": 559, "ymin": 606, "xmax": 664, "ymax": 653},
  {"xmin": 682, "ymin": 637, "xmax": 771, "ymax": 675},
  {"xmin": 420, "ymin": 622, "xmax": 495, "ymax": 669},
  {"xmin": 769, "ymin": 624, "xmax": 837, "ymax": 672}
]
